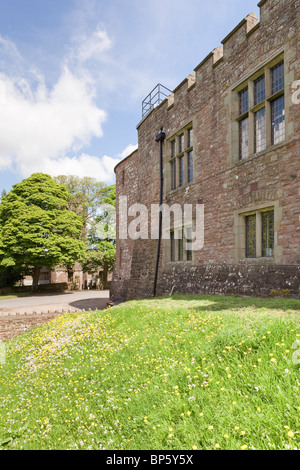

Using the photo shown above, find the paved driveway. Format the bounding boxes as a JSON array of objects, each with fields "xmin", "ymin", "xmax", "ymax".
[{"xmin": 0, "ymin": 290, "xmax": 110, "ymax": 317}]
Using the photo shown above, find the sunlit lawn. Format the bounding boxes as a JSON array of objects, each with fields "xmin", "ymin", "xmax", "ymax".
[
  {"xmin": 0, "ymin": 294, "xmax": 300, "ymax": 450},
  {"xmin": 0, "ymin": 292, "xmax": 35, "ymax": 300}
]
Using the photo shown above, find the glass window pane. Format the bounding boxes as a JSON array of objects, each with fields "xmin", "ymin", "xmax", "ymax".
[
  {"xmin": 185, "ymin": 227, "xmax": 193, "ymax": 261},
  {"xmin": 239, "ymin": 117, "xmax": 249, "ymax": 159},
  {"xmin": 178, "ymin": 134, "xmax": 184, "ymax": 153},
  {"xmin": 255, "ymin": 107, "xmax": 266, "ymax": 153},
  {"xmin": 187, "ymin": 151, "xmax": 193, "ymax": 183},
  {"xmin": 239, "ymin": 88, "xmax": 249, "ymax": 115},
  {"xmin": 178, "ymin": 229, "xmax": 183, "ymax": 261},
  {"xmin": 171, "ymin": 159, "xmax": 176, "ymax": 190},
  {"xmin": 170, "ymin": 231, "xmax": 175, "ymax": 261},
  {"xmin": 171, "ymin": 140, "xmax": 176, "ymax": 158},
  {"xmin": 254, "ymin": 75, "xmax": 265, "ymax": 105},
  {"xmin": 187, "ymin": 128, "xmax": 193, "ymax": 148},
  {"xmin": 179, "ymin": 156, "xmax": 184, "ymax": 186},
  {"xmin": 272, "ymin": 61, "xmax": 284, "ymax": 94},
  {"xmin": 262, "ymin": 211, "xmax": 274, "ymax": 257},
  {"xmin": 246, "ymin": 214, "xmax": 256, "ymax": 258},
  {"xmin": 272, "ymin": 95, "xmax": 285, "ymax": 145}
]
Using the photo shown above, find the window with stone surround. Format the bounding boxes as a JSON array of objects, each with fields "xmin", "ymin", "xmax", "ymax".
[
  {"xmin": 168, "ymin": 124, "xmax": 193, "ymax": 192},
  {"xmin": 238, "ymin": 207, "xmax": 275, "ymax": 260},
  {"xmin": 169, "ymin": 226, "xmax": 193, "ymax": 263},
  {"xmin": 233, "ymin": 55, "xmax": 285, "ymax": 161},
  {"xmin": 245, "ymin": 209, "xmax": 274, "ymax": 258},
  {"xmin": 234, "ymin": 202, "xmax": 282, "ymax": 263}
]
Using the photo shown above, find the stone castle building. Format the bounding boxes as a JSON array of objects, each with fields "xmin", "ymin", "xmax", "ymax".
[{"xmin": 111, "ymin": 0, "xmax": 300, "ymax": 300}]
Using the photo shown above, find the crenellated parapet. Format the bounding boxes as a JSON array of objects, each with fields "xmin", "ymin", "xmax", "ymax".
[
  {"xmin": 194, "ymin": 46, "xmax": 224, "ymax": 73},
  {"xmin": 221, "ymin": 12, "xmax": 259, "ymax": 58}
]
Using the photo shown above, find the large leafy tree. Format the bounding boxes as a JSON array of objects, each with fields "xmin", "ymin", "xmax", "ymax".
[
  {"xmin": 55, "ymin": 175, "xmax": 116, "ymax": 288},
  {"xmin": 0, "ymin": 173, "xmax": 86, "ymax": 291},
  {"xmin": 83, "ymin": 190, "xmax": 116, "ymax": 288},
  {"xmin": 54, "ymin": 175, "xmax": 108, "ymax": 235},
  {"xmin": 0, "ymin": 265, "xmax": 25, "ymax": 289},
  {"xmin": 84, "ymin": 184, "xmax": 116, "ymax": 288},
  {"xmin": 0, "ymin": 189, "xmax": 23, "ymax": 288},
  {"xmin": 81, "ymin": 241, "xmax": 116, "ymax": 289}
]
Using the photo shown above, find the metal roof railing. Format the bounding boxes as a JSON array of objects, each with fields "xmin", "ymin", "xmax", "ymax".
[{"xmin": 142, "ymin": 83, "xmax": 172, "ymax": 118}]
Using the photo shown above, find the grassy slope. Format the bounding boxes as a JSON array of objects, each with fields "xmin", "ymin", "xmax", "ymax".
[{"xmin": 0, "ymin": 294, "xmax": 300, "ymax": 450}]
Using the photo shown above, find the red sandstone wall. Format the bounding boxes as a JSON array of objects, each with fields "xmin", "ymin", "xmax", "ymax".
[
  {"xmin": 110, "ymin": 149, "xmax": 139, "ymax": 299},
  {"xmin": 113, "ymin": 0, "xmax": 300, "ymax": 299}
]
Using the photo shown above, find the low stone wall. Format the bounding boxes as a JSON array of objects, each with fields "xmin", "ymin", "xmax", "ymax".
[
  {"xmin": 37, "ymin": 282, "xmax": 68, "ymax": 293},
  {"xmin": 155, "ymin": 264, "xmax": 300, "ymax": 299},
  {"xmin": 0, "ymin": 283, "xmax": 68, "ymax": 295},
  {"xmin": 124, "ymin": 263, "xmax": 300, "ymax": 300}
]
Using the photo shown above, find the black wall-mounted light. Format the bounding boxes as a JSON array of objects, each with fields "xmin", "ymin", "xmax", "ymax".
[{"xmin": 155, "ymin": 128, "xmax": 166, "ymax": 143}]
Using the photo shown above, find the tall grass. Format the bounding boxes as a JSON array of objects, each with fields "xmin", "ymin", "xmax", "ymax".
[{"xmin": 0, "ymin": 294, "xmax": 299, "ymax": 450}]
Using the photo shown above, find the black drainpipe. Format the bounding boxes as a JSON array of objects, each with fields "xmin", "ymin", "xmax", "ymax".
[{"xmin": 153, "ymin": 128, "xmax": 166, "ymax": 297}]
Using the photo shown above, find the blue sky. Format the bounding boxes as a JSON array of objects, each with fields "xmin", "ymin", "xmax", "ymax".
[{"xmin": 0, "ymin": 0, "xmax": 260, "ymax": 193}]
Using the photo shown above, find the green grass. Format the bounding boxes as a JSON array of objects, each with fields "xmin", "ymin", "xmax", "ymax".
[
  {"xmin": 0, "ymin": 292, "xmax": 35, "ymax": 300},
  {"xmin": 0, "ymin": 294, "xmax": 300, "ymax": 450}
]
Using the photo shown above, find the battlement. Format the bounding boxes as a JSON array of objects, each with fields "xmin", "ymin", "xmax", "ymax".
[
  {"xmin": 194, "ymin": 46, "xmax": 224, "ymax": 72},
  {"xmin": 221, "ymin": 12, "xmax": 258, "ymax": 48}
]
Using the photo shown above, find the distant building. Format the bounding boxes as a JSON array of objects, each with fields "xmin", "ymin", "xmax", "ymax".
[
  {"xmin": 111, "ymin": 0, "xmax": 300, "ymax": 300},
  {"xmin": 22, "ymin": 263, "xmax": 112, "ymax": 290}
]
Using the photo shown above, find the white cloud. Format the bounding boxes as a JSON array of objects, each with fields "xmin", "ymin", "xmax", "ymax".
[
  {"xmin": 0, "ymin": 154, "xmax": 13, "ymax": 172},
  {"xmin": 0, "ymin": 28, "xmax": 137, "ymax": 185},
  {"xmin": 0, "ymin": 66, "xmax": 107, "ymax": 178},
  {"xmin": 71, "ymin": 27, "xmax": 113, "ymax": 64},
  {"xmin": 30, "ymin": 142, "xmax": 139, "ymax": 183},
  {"xmin": 118, "ymin": 143, "xmax": 138, "ymax": 159},
  {"xmin": 36, "ymin": 142, "xmax": 138, "ymax": 183},
  {"xmin": 41, "ymin": 153, "xmax": 120, "ymax": 183},
  {"xmin": 0, "ymin": 35, "xmax": 22, "ymax": 61}
]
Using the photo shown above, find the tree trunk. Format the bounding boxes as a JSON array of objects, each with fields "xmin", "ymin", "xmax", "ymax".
[
  {"xmin": 67, "ymin": 267, "xmax": 74, "ymax": 283},
  {"xmin": 32, "ymin": 266, "xmax": 41, "ymax": 292}
]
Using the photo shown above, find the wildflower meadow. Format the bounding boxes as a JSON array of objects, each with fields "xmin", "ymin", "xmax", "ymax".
[{"xmin": 0, "ymin": 294, "xmax": 299, "ymax": 450}]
